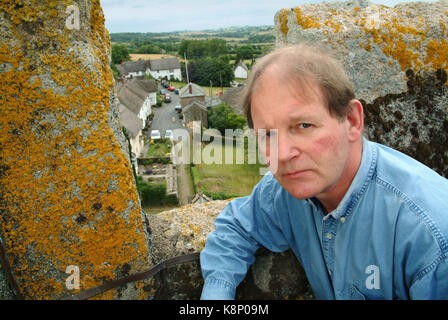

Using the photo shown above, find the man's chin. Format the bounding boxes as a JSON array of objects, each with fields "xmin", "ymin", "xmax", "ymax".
[{"xmin": 275, "ymin": 177, "xmax": 320, "ymax": 200}]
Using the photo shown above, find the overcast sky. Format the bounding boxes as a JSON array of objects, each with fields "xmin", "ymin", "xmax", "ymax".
[{"xmin": 100, "ymin": 0, "xmax": 439, "ymax": 33}]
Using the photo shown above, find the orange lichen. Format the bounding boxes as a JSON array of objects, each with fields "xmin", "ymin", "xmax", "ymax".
[
  {"xmin": 362, "ymin": 19, "xmax": 427, "ymax": 71},
  {"xmin": 0, "ymin": 0, "xmax": 150, "ymax": 299},
  {"xmin": 293, "ymin": 7, "xmax": 321, "ymax": 30},
  {"xmin": 279, "ymin": 9, "xmax": 289, "ymax": 36},
  {"xmin": 425, "ymin": 39, "xmax": 448, "ymax": 70}
]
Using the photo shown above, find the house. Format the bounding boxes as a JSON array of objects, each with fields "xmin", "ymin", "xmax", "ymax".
[
  {"xmin": 117, "ymin": 78, "xmax": 157, "ymax": 125},
  {"xmin": 148, "ymin": 57, "xmax": 182, "ymax": 81},
  {"xmin": 117, "ymin": 60, "xmax": 148, "ymax": 79},
  {"xmin": 182, "ymin": 100, "xmax": 208, "ymax": 128},
  {"xmin": 119, "ymin": 103, "xmax": 144, "ymax": 170},
  {"xmin": 220, "ymin": 86, "xmax": 245, "ymax": 114},
  {"xmin": 117, "ymin": 79, "xmax": 157, "ymax": 162},
  {"xmin": 233, "ymin": 60, "xmax": 249, "ymax": 79},
  {"xmin": 179, "ymin": 82, "xmax": 205, "ymax": 108}
]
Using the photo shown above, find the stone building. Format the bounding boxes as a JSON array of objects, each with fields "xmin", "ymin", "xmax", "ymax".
[
  {"xmin": 182, "ymin": 100, "xmax": 208, "ymax": 128},
  {"xmin": 179, "ymin": 82, "xmax": 206, "ymax": 108}
]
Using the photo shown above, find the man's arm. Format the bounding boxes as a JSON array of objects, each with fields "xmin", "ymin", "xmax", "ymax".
[
  {"xmin": 409, "ymin": 256, "xmax": 448, "ymax": 299},
  {"xmin": 200, "ymin": 174, "xmax": 290, "ymax": 299}
]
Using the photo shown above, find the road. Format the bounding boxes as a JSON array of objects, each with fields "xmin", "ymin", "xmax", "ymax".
[
  {"xmin": 148, "ymin": 83, "xmax": 184, "ymax": 138},
  {"xmin": 147, "ymin": 83, "xmax": 195, "ymax": 204}
]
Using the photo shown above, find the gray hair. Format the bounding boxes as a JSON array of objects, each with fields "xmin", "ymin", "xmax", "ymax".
[{"xmin": 241, "ymin": 44, "xmax": 355, "ymax": 128}]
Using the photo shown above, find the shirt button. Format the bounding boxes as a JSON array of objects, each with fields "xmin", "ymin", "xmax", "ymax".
[
  {"xmin": 340, "ymin": 217, "xmax": 346, "ymax": 223},
  {"xmin": 326, "ymin": 233, "xmax": 333, "ymax": 240}
]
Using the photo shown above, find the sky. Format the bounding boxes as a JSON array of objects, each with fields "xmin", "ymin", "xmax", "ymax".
[{"xmin": 100, "ymin": 0, "xmax": 439, "ymax": 33}]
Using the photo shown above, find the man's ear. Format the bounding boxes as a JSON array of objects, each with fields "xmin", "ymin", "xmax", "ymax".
[{"xmin": 345, "ymin": 99, "xmax": 364, "ymax": 142}]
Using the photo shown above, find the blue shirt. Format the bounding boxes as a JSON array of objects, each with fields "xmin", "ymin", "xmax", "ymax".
[{"xmin": 200, "ymin": 139, "xmax": 448, "ymax": 299}]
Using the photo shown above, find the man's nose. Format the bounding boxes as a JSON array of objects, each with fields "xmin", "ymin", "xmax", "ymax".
[{"xmin": 276, "ymin": 132, "xmax": 300, "ymax": 163}]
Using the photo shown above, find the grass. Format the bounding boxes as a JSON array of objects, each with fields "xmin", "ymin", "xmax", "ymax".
[
  {"xmin": 193, "ymin": 138, "xmax": 266, "ymax": 198},
  {"xmin": 129, "ymin": 53, "xmax": 185, "ymax": 62}
]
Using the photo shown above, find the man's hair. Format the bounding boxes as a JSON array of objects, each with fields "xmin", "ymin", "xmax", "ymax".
[{"xmin": 241, "ymin": 44, "xmax": 356, "ymax": 128}]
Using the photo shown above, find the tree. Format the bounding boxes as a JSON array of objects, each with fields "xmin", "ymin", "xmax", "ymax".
[
  {"xmin": 226, "ymin": 113, "xmax": 247, "ymax": 130},
  {"xmin": 178, "ymin": 39, "xmax": 228, "ymax": 59},
  {"xmin": 208, "ymin": 103, "xmax": 245, "ymax": 134},
  {"xmin": 136, "ymin": 43, "xmax": 161, "ymax": 54},
  {"xmin": 235, "ymin": 45, "xmax": 254, "ymax": 62},
  {"xmin": 111, "ymin": 44, "xmax": 130, "ymax": 65},
  {"xmin": 190, "ymin": 57, "xmax": 234, "ymax": 87}
]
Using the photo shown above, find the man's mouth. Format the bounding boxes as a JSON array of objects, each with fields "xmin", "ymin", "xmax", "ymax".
[{"xmin": 283, "ymin": 170, "xmax": 310, "ymax": 178}]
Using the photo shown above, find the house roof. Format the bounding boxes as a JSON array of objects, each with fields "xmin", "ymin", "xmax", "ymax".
[
  {"xmin": 179, "ymin": 82, "xmax": 205, "ymax": 98},
  {"xmin": 234, "ymin": 60, "xmax": 248, "ymax": 72},
  {"xmin": 118, "ymin": 60, "xmax": 148, "ymax": 74},
  {"xmin": 148, "ymin": 57, "xmax": 181, "ymax": 71},
  {"xmin": 119, "ymin": 103, "xmax": 143, "ymax": 138},
  {"xmin": 134, "ymin": 79, "xmax": 157, "ymax": 93},
  {"xmin": 220, "ymin": 87, "xmax": 244, "ymax": 114},
  {"xmin": 183, "ymin": 99, "xmax": 207, "ymax": 112},
  {"xmin": 117, "ymin": 79, "xmax": 154, "ymax": 114}
]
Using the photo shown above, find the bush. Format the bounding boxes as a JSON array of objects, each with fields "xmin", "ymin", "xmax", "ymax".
[
  {"xmin": 190, "ymin": 166, "xmax": 201, "ymax": 193},
  {"xmin": 139, "ymin": 181, "xmax": 167, "ymax": 206},
  {"xmin": 164, "ymin": 194, "xmax": 179, "ymax": 206},
  {"xmin": 203, "ymin": 190, "xmax": 241, "ymax": 200}
]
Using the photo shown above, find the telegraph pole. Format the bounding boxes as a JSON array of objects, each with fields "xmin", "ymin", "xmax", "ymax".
[{"xmin": 184, "ymin": 52, "xmax": 190, "ymax": 84}]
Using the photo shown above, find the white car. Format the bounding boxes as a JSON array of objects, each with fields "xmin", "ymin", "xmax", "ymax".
[
  {"xmin": 165, "ymin": 129, "xmax": 173, "ymax": 140},
  {"xmin": 150, "ymin": 130, "xmax": 161, "ymax": 140}
]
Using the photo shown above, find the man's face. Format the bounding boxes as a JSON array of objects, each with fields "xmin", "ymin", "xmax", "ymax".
[{"xmin": 251, "ymin": 65, "xmax": 354, "ymax": 201}]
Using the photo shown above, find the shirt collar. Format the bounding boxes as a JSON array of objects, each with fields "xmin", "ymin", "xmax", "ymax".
[{"xmin": 321, "ymin": 137, "xmax": 377, "ymax": 220}]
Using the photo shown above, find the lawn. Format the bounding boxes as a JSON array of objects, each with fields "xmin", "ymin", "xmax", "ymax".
[{"xmin": 193, "ymin": 139, "xmax": 266, "ymax": 198}]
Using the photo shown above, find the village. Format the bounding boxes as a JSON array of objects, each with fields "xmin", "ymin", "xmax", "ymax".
[{"xmin": 115, "ymin": 55, "xmax": 254, "ymax": 212}]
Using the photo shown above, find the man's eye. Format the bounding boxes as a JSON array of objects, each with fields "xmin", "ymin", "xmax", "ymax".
[{"xmin": 298, "ymin": 123, "xmax": 312, "ymax": 129}]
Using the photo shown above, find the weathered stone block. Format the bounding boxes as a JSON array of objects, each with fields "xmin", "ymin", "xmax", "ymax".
[
  {"xmin": 274, "ymin": 0, "xmax": 448, "ymax": 104},
  {"xmin": 0, "ymin": 0, "xmax": 151, "ymax": 299}
]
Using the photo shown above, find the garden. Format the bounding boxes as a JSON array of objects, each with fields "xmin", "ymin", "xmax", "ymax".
[{"xmin": 189, "ymin": 135, "xmax": 266, "ymax": 200}]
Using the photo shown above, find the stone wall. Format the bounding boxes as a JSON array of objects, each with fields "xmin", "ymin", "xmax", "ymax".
[
  {"xmin": 146, "ymin": 201, "xmax": 314, "ymax": 300},
  {"xmin": 0, "ymin": 0, "xmax": 152, "ymax": 299},
  {"xmin": 274, "ymin": 0, "xmax": 448, "ymax": 177}
]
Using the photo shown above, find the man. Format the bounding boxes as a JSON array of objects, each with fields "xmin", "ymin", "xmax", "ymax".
[{"xmin": 200, "ymin": 44, "xmax": 448, "ymax": 299}]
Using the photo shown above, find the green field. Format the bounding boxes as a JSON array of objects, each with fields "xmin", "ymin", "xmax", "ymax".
[{"xmin": 191, "ymin": 138, "xmax": 266, "ymax": 199}]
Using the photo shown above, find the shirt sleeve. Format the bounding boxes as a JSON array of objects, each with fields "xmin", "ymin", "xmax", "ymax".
[
  {"xmin": 200, "ymin": 173, "xmax": 290, "ymax": 300},
  {"xmin": 409, "ymin": 256, "xmax": 448, "ymax": 299}
]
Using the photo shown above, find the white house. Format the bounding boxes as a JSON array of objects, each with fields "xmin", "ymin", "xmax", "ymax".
[
  {"xmin": 234, "ymin": 60, "xmax": 249, "ymax": 79},
  {"xmin": 148, "ymin": 57, "xmax": 182, "ymax": 81},
  {"xmin": 117, "ymin": 79, "xmax": 158, "ymax": 162},
  {"xmin": 117, "ymin": 60, "xmax": 148, "ymax": 79},
  {"xmin": 118, "ymin": 103, "xmax": 144, "ymax": 169}
]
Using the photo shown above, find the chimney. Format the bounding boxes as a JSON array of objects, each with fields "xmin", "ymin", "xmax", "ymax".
[{"xmin": 188, "ymin": 83, "xmax": 192, "ymax": 94}]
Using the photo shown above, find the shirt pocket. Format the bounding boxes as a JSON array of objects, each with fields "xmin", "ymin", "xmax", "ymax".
[{"xmin": 350, "ymin": 285, "xmax": 366, "ymax": 300}]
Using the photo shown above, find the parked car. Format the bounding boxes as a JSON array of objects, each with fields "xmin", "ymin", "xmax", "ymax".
[
  {"xmin": 150, "ymin": 130, "xmax": 161, "ymax": 140},
  {"xmin": 164, "ymin": 93, "xmax": 171, "ymax": 103},
  {"xmin": 159, "ymin": 89, "xmax": 166, "ymax": 95},
  {"xmin": 161, "ymin": 80, "xmax": 169, "ymax": 88},
  {"xmin": 174, "ymin": 89, "xmax": 179, "ymax": 94},
  {"xmin": 174, "ymin": 104, "xmax": 182, "ymax": 113},
  {"xmin": 165, "ymin": 129, "xmax": 173, "ymax": 140},
  {"xmin": 167, "ymin": 85, "xmax": 175, "ymax": 91}
]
